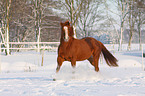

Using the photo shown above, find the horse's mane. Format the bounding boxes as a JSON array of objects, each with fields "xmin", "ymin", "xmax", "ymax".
[{"xmin": 69, "ymin": 26, "xmax": 74, "ymax": 37}]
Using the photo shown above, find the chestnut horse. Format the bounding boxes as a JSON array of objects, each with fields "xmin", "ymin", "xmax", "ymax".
[{"xmin": 56, "ymin": 21, "xmax": 118, "ymax": 73}]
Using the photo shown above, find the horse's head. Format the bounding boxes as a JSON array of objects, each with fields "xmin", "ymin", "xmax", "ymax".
[{"xmin": 60, "ymin": 21, "xmax": 74, "ymax": 42}]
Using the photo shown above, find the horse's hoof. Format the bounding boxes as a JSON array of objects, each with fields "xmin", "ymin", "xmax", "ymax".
[
  {"xmin": 56, "ymin": 69, "xmax": 59, "ymax": 73},
  {"xmin": 95, "ymin": 68, "xmax": 99, "ymax": 72}
]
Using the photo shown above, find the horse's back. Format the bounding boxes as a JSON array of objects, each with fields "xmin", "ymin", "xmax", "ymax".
[
  {"xmin": 72, "ymin": 39, "xmax": 92, "ymax": 61},
  {"xmin": 82, "ymin": 37, "xmax": 102, "ymax": 49}
]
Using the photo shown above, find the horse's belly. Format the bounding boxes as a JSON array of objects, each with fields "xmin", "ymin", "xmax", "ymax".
[{"xmin": 76, "ymin": 50, "xmax": 92, "ymax": 61}]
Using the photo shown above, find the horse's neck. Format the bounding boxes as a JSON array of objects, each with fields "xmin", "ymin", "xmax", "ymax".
[{"xmin": 60, "ymin": 37, "xmax": 74, "ymax": 48}]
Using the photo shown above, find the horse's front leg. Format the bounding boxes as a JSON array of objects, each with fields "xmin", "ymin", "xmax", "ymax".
[
  {"xmin": 71, "ymin": 57, "xmax": 76, "ymax": 68},
  {"xmin": 71, "ymin": 57, "xmax": 76, "ymax": 74},
  {"xmin": 56, "ymin": 56, "xmax": 64, "ymax": 73}
]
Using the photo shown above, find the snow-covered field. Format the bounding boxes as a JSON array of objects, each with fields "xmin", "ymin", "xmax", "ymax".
[{"xmin": 0, "ymin": 44, "xmax": 145, "ymax": 96}]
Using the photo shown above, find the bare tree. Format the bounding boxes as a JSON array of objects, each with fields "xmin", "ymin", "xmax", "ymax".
[
  {"xmin": 77, "ymin": 0, "xmax": 104, "ymax": 37},
  {"xmin": 11, "ymin": 0, "xmax": 61, "ymax": 41},
  {"xmin": 103, "ymin": 0, "xmax": 120, "ymax": 44},
  {"xmin": 0, "ymin": 0, "xmax": 64, "ymax": 54},
  {"xmin": 58, "ymin": 0, "xmax": 83, "ymax": 38},
  {"xmin": 31, "ymin": 0, "xmax": 63, "ymax": 42},
  {"xmin": 135, "ymin": 3, "xmax": 145, "ymax": 50},
  {"xmin": 127, "ymin": 0, "xmax": 144, "ymax": 50},
  {"xmin": 117, "ymin": 0, "xmax": 129, "ymax": 51},
  {"xmin": 136, "ymin": 9, "xmax": 143, "ymax": 50},
  {"xmin": 0, "ymin": 0, "xmax": 12, "ymax": 55},
  {"xmin": 10, "ymin": 0, "xmax": 34, "ymax": 42}
]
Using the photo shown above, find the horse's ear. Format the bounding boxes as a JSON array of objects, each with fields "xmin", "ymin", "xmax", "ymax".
[
  {"xmin": 65, "ymin": 20, "xmax": 70, "ymax": 26},
  {"xmin": 60, "ymin": 22, "xmax": 63, "ymax": 26}
]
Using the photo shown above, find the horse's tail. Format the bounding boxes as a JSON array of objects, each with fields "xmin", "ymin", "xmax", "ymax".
[{"xmin": 101, "ymin": 43, "xmax": 118, "ymax": 67}]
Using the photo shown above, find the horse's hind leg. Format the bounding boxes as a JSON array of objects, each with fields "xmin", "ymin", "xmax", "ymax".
[
  {"xmin": 56, "ymin": 56, "xmax": 64, "ymax": 73},
  {"xmin": 93, "ymin": 50, "xmax": 101, "ymax": 72},
  {"xmin": 87, "ymin": 55, "xmax": 94, "ymax": 66},
  {"xmin": 94, "ymin": 57, "xmax": 100, "ymax": 72}
]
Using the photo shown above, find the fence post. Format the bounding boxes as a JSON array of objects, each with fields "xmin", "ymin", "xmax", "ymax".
[{"xmin": 41, "ymin": 46, "xmax": 45, "ymax": 66}]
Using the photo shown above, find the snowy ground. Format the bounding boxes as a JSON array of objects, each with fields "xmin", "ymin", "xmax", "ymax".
[{"xmin": 0, "ymin": 44, "xmax": 145, "ymax": 96}]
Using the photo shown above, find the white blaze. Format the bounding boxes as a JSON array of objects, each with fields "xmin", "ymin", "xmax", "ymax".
[{"xmin": 63, "ymin": 26, "xmax": 69, "ymax": 41}]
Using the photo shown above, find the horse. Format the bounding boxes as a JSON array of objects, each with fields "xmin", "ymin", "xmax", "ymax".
[{"xmin": 56, "ymin": 21, "xmax": 118, "ymax": 73}]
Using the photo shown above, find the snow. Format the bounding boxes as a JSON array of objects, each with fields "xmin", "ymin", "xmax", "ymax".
[{"xmin": 0, "ymin": 44, "xmax": 145, "ymax": 96}]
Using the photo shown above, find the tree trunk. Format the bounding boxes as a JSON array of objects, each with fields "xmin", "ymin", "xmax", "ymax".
[
  {"xmin": 117, "ymin": 0, "xmax": 129, "ymax": 51},
  {"xmin": 127, "ymin": 1, "xmax": 133, "ymax": 51},
  {"xmin": 119, "ymin": 24, "xmax": 123, "ymax": 51},
  {"xmin": 127, "ymin": 0, "xmax": 137, "ymax": 51},
  {"xmin": 37, "ymin": 24, "xmax": 41, "ymax": 52},
  {"xmin": 128, "ymin": 30, "xmax": 132, "ymax": 51},
  {"xmin": 5, "ymin": 0, "xmax": 12, "ymax": 55},
  {"xmin": 139, "ymin": 27, "xmax": 142, "ymax": 50},
  {"xmin": 33, "ymin": 0, "xmax": 42, "ymax": 52},
  {"xmin": 138, "ymin": 10, "xmax": 142, "ymax": 51}
]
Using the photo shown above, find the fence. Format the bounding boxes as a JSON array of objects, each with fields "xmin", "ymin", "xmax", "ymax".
[
  {"xmin": 0, "ymin": 42, "xmax": 116, "ymax": 53},
  {"xmin": 0, "ymin": 42, "xmax": 60, "ymax": 53},
  {"xmin": 0, "ymin": 42, "xmax": 60, "ymax": 72}
]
